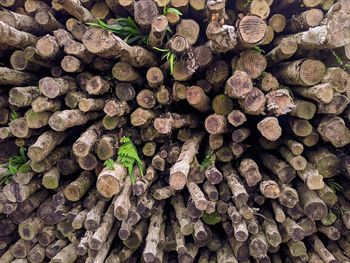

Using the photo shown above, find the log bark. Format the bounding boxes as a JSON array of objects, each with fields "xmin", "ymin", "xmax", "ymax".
[
  {"xmin": 0, "ymin": 21, "xmax": 37, "ymax": 49},
  {"xmin": 83, "ymin": 27, "xmax": 158, "ymax": 67},
  {"xmin": 169, "ymin": 133, "xmax": 203, "ymax": 190}
]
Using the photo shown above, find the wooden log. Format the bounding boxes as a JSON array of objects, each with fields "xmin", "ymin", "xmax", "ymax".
[
  {"xmin": 3, "ymin": 178, "xmax": 41, "ymax": 203},
  {"xmin": 28, "ymin": 130, "xmax": 65, "ymax": 162},
  {"xmin": 293, "ymin": 83, "xmax": 334, "ymax": 104},
  {"xmin": 257, "ymin": 117, "xmax": 282, "ymax": 142},
  {"xmin": 317, "ymin": 116, "xmax": 350, "ymax": 148},
  {"xmin": 39, "ymin": 77, "xmax": 77, "ymax": 99},
  {"xmin": 50, "ymin": 242, "xmax": 77, "ymax": 263},
  {"xmin": 240, "ymin": 88, "xmax": 266, "ymax": 115},
  {"xmin": 0, "ymin": 67, "xmax": 37, "ymax": 85},
  {"xmin": 297, "ymin": 182, "xmax": 327, "ymax": 220},
  {"xmin": 56, "ymin": 0, "xmax": 93, "ymax": 22},
  {"xmin": 49, "ymin": 110, "xmax": 101, "ymax": 131},
  {"xmin": 222, "ymin": 163, "xmax": 248, "ymax": 207},
  {"xmin": 287, "ymin": 9, "xmax": 324, "ymax": 33},
  {"xmin": 97, "ymin": 162, "xmax": 127, "ymax": 198},
  {"xmin": 186, "ymin": 86, "xmax": 211, "ymax": 112},
  {"xmin": 83, "ymin": 27, "xmax": 158, "ymax": 67},
  {"xmin": 236, "ymin": 50, "xmax": 267, "ymax": 79},
  {"xmin": 11, "ymin": 239, "xmax": 36, "ymax": 259},
  {"xmin": 0, "ymin": 21, "xmax": 37, "ymax": 49},
  {"xmin": 63, "ymin": 171, "xmax": 93, "ymax": 201},
  {"xmin": 279, "ymin": 146, "xmax": 307, "ymax": 171},
  {"xmin": 143, "ymin": 203, "xmax": 164, "ymax": 262},
  {"xmin": 35, "ymin": 11, "xmax": 63, "ymax": 31},
  {"xmin": 18, "ymin": 215, "xmax": 44, "ymax": 241},
  {"xmin": 309, "ymin": 234, "xmax": 337, "ymax": 263},
  {"xmin": 84, "ymin": 199, "xmax": 108, "ymax": 231},
  {"xmin": 169, "ymin": 133, "xmax": 203, "ymax": 190},
  {"xmin": 114, "ymin": 177, "xmax": 132, "ymax": 221},
  {"xmin": 275, "ymin": 59, "xmax": 326, "ymax": 86},
  {"xmin": 238, "ymin": 15, "xmax": 267, "ymax": 45}
]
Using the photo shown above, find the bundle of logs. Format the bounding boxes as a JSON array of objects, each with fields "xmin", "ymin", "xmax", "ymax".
[{"xmin": 0, "ymin": 0, "xmax": 350, "ymax": 262}]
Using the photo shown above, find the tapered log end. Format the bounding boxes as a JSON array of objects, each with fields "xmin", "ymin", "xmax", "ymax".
[
  {"xmin": 73, "ymin": 142, "xmax": 89, "ymax": 157},
  {"xmin": 257, "ymin": 117, "xmax": 282, "ymax": 141},
  {"xmin": 305, "ymin": 203, "xmax": 328, "ymax": 221},
  {"xmin": 261, "ymin": 182, "xmax": 281, "ymax": 199},
  {"xmin": 97, "ymin": 175, "xmax": 120, "ymax": 198},
  {"xmin": 307, "ymin": 175, "xmax": 325, "ymax": 190},
  {"xmin": 169, "ymin": 172, "xmax": 187, "ymax": 190},
  {"xmin": 300, "ymin": 59, "xmax": 326, "ymax": 86},
  {"xmin": 205, "ymin": 114, "xmax": 227, "ymax": 135},
  {"xmin": 89, "ymin": 238, "xmax": 101, "ymax": 251},
  {"xmin": 63, "ymin": 185, "xmax": 81, "ymax": 202},
  {"xmin": 142, "ymin": 254, "xmax": 155, "ymax": 263},
  {"xmin": 225, "ymin": 71, "xmax": 252, "ymax": 99},
  {"xmin": 153, "ymin": 118, "xmax": 172, "ymax": 134},
  {"xmin": 82, "ymin": 27, "xmax": 116, "ymax": 57},
  {"xmin": 239, "ymin": 15, "xmax": 267, "ymax": 44}
]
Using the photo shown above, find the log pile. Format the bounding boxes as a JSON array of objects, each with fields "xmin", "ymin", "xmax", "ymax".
[{"xmin": 0, "ymin": 0, "xmax": 350, "ymax": 262}]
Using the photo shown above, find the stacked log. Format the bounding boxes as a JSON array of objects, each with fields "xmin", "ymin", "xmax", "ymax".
[{"xmin": 0, "ymin": 0, "xmax": 350, "ymax": 262}]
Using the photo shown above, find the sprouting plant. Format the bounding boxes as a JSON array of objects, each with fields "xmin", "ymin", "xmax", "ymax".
[
  {"xmin": 322, "ymin": 210, "xmax": 337, "ymax": 226},
  {"xmin": 0, "ymin": 146, "xmax": 29, "ymax": 185},
  {"xmin": 104, "ymin": 159, "xmax": 115, "ymax": 170},
  {"xmin": 153, "ymin": 47, "xmax": 177, "ymax": 74},
  {"xmin": 202, "ymin": 211, "xmax": 221, "ymax": 225},
  {"xmin": 327, "ymin": 179, "xmax": 343, "ymax": 194},
  {"xmin": 163, "ymin": 6, "xmax": 183, "ymax": 16},
  {"xmin": 117, "ymin": 136, "xmax": 144, "ymax": 185},
  {"xmin": 10, "ymin": 110, "xmax": 18, "ymax": 121},
  {"xmin": 165, "ymin": 26, "xmax": 173, "ymax": 43},
  {"xmin": 252, "ymin": 46, "xmax": 265, "ymax": 54},
  {"xmin": 243, "ymin": 0, "xmax": 253, "ymax": 8},
  {"xmin": 87, "ymin": 17, "xmax": 148, "ymax": 45},
  {"xmin": 331, "ymin": 50, "xmax": 350, "ymax": 70},
  {"xmin": 330, "ymin": 205, "xmax": 349, "ymax": 218},
  {"xmin": 199, "ymin": 150, "xmax": 216, "ymax": 172}
]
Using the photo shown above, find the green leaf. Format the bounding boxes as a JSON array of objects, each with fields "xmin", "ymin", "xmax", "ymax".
[
  {"xmin": 87, "ymin": 17, "xmax": 148, "ymax": 47},
  {"xmin": 8, "ymin": 164, "xmax": 17, "ymax": 175},
  {"xmin": 117, "ymin": 136, "xmax": 144, "ymax": 184},
  {"xmin": 169, "ymin": 53, "xmax": 175, "ymax": 74},
  {"xmin": 321, "ymin": 211, "xmax": 337, "ymax": 226},
  {"xmin": 200, "ymin": 151, "xmax": 216, "ymax": 172},
  {"xmin": 202, "ymin": 212, "xmax": 221, "ymax": 225},
  {"xmin": 153, "ymin": 47, "xmax": 169, "ymax": 52},
  {"xmin": 19, "ymin": 147, "xmax": 26, "ymax": 159},
  {"xmin": 104, "ymin": 159, "xmax": 115, "ymax": 170},
  {"xmin": 243, "ymin": 0, "xmax": 253, "ymax": 8},
  {"xmin": 10, "ymin": 110, "xmax": 18, "ymax": 121},
  {"xmin": 17, "ymin": 163, "xmax": 30, "ymax": 173},
  {"xmin": 252, "ymin": 46, "xmax": 265, "ymax": 54},
  {"xmin": 166, "ymin": 7, "xmax": 183, "ymax": 16}
]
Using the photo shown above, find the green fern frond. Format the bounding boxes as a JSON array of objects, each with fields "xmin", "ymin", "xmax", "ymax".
[
  {"xmin": 200, "ymin": 151, "xmax": 216, "ymax": 172},
  {"xmin": 10, "ymin": 110, "xmax": 18, "ymax": 121},
  {"xmin": 117, "ymin": 136, "xmax": 144, "ymax": 185},
  {"xmin": 104, "ymin": 159, "xmax": 115, "ymax": 170},
  {"xmin": 0, "ymin": 146, "xmax": 28, "ymax": 186}
]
